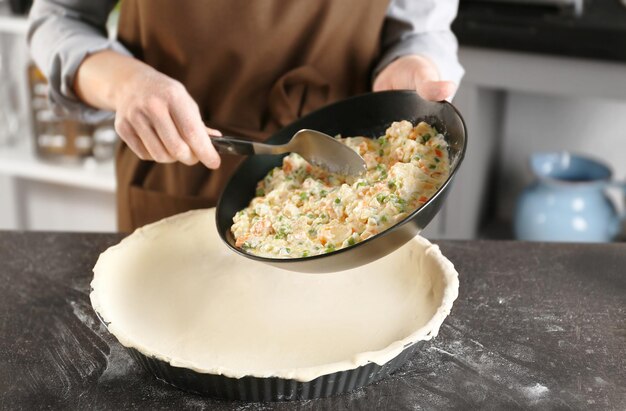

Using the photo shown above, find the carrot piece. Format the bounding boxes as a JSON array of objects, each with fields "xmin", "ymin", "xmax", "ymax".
[{"xmin": 235, "ymin": 235, "xmax": 249, "ymax": 247}]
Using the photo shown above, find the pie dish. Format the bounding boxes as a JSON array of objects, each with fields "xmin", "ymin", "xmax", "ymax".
[{"xmin": 90, "ymin": 208, "xmax": 459, "ymax": 401}]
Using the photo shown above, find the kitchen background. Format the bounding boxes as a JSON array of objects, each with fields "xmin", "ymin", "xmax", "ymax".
[{"xmin": 1, "ymin": 0, "xmax": 625, "ymax": 241}]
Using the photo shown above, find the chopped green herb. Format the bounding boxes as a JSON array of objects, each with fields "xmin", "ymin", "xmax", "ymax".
[
  {"xmin": 389, "ymin": 195, "xmax": 407, "ymax": 212},
  {"xmin": 242, "ymin": 242, "xmax": 252, "ymax": 250},
  {"xmin": 255, "ymin": 188, "xmax": 265, "ymax": 196},
  {"xmin": 308, "ymin": 228, "xmax": 317, "ymax": 237},
  {"xmin": 356, "ymin": 181, "xmax": 367, "ymax": 188},
  {"xmin": 347, "ymin": 237, "xmax": 356, "ymax": 246},
  {"xmin": 379, "ymin": 149, "xmax": 384, "ymax": 156},
  {"xmin": 380, "ymin": 215, "xmax": 388, "ymax": 224},
  {"xmin": 390, "ymin": 195, "xmax": 407, "ymax": 206},
  {"xmin": 302, "ymin": 250, "xmax": 309, "ymax": 257},
  {"xmin": 387, "ymin": 180, "xmax": 396, "ymax": 190},
  {"xmin": 434, "ymin": 157, "xmax": 440, "ymax": 163},
  {"xmin": 274, "ymin": 227, "xmax": 289, "ymax": 240},
  {"xmin": 285, "ymin": 248, "xmax": 291, "ymax": 253},
  {"xmin": 376, "ymin": 194, "xmax": 388, "ymax": 204},
  {"xmin": 299, "ymin": 192, "xmax": 309, "ymax": 201},
  {"xmin": 307, "ymin": 213, "xmax": 316, "ymax": 219},
  {"xmin": 319, "ymin": 189, "xmax": 328, "ymax": 197},
  {"xmin": 325, "ymin": 244, "xmax": 336, "ymax": 253},
  {"xmin": 378, "ymin": 136, "xmax": 388, "ymax": 146},
  {"xmin": 429, "ymin": 164, "xmax": 437, "ymax": 169},
  {"xmin": 421, "ymin": 134, "xmax": 432, "ymax": 144},
  {"xmin": 334, "ymin": 198, "xmax": 341, "ymax": 204}
]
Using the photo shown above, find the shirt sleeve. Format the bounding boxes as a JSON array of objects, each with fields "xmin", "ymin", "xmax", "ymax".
[
  {"xmin": 27, "ymin": 0, "xmax": 131, "ymax": 122},
  {"xmin": 377, "ymin": 0, "xmax": 465, "ymax": 87}
]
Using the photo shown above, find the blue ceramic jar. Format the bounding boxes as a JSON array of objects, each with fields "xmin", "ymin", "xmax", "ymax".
[{"xmin": 514, "ymin": 152, "xmax": 624, "ymax": 242}]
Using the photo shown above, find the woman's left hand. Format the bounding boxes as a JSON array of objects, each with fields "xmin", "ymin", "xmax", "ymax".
[{"xmin": 373, "ymin": 55, "xmax": 456, "ymax": 101}]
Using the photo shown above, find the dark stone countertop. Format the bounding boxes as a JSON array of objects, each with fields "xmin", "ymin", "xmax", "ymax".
[{"xmin": 0, "ymin": 231, "xmax": 624, "ymax": 410}]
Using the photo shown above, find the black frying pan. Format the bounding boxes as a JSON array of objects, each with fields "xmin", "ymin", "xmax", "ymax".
[{"xmin": 216, "ymin": 90, "xmax": 467, "ymax": 273}]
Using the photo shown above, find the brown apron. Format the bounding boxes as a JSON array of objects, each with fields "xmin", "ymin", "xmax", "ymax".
[{"xmin": 116, "ymin": 0, "xmax": 391, "ymax": 232}]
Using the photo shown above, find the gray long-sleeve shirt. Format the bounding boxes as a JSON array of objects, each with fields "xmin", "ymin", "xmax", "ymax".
[{"xmin": 28, "ymin": 0, "xmax": 464, "ymax": 122}]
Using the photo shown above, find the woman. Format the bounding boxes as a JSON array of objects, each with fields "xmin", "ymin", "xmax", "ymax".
[{"xmin": 28, "ymin": 0, "xmax": 463, "ymax": 232}]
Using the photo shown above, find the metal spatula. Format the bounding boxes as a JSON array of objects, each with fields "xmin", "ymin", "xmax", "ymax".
[{"xmin": 210, "ymin": 129, "xmax": 366, "ymax": 176}]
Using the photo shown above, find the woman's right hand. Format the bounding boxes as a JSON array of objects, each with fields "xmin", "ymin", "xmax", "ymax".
[{"xmin": 74, "ymin": 50, "xmax": 221, "ymax": 168}]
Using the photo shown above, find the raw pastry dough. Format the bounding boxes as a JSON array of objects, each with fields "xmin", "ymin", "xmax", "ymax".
[{"xmin": 91, "ymin": 208, "xmax": 458, "ymax": 382}]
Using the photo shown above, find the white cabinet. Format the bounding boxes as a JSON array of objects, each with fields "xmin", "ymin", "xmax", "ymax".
[
  {"xmin": 0, "ymin": 15, "xmax": 117, "ymax": 232},
  {"xmin": 0, "ymin": 138, "xmax": 117, "ymax": 232}
]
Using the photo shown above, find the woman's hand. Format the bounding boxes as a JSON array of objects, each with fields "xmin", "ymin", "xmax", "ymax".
[
  {"xmin": 74, "ymin": 50, "xmax": 221, "ymax": 168},
  {"xmin": 373, "ymin": 55, "xmax": 456, "ymax": 102},
  {"xmin": 112, "ymin": 67, "xmax": 222, "ymax": 167}
]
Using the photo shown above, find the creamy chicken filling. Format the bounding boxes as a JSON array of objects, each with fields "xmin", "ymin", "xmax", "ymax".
[{"xmin": 231, "ymin": 120, "xmax": 450, "ymax": 258}]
